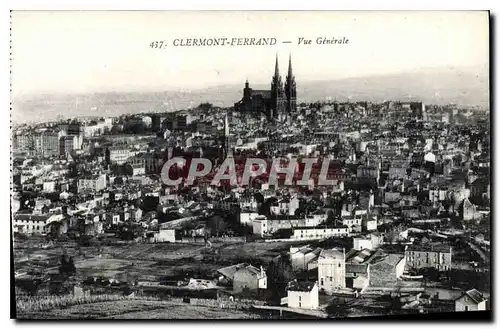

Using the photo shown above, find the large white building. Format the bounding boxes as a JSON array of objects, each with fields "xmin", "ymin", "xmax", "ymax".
[
  {"xmin": 12, "ymin": 214, "xmax": 50, "ymax": 235},
  {"xmin": 252, "ymin": 215, "xmax": 326, "ymax": 238},
  {"xmin": 318, "ymin": 248, "xmax": 346, "ymax": 293},
  {"xmin": 291, "ymin": 226, "xmax": 349, "ymax": 240}
]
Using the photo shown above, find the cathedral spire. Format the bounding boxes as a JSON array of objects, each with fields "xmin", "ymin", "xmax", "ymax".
[
  {"xmin": 274, "ymin": 53, "xmax": 280, "ymax": 77},
  {"xmin": 287, "ymin": 53, "xmax": 293, "ymax": 78},
  {"xmin": 271, "ymin": 54, "xmax": 285, "ymax": 119},
  {"xmin": 284, "ymin": 52, "xmax": 297, "ymax": 114}
]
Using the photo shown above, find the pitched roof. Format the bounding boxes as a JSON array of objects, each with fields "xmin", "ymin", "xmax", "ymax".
[
  {"xmin": 287, "ymin": 280, "xmax": 317, "ymax": 292},
  {"xmin": 319, "ymin": 248, "xmax": 344, "ymax": 260},
  {"xmin": 346, "ymin": 248, "xmax": 381, "ymax": 264},
  {"xmin": 217, "ymin": 263, "xmax": 248, "ymax": 280},
  {"xmin": 460, "ymin": 289, "xmax": 486, "ymax": 304},
  {"xmin": 407, "ymin": 243, "xmax": 451, "ymax": 253},
  {"xmin": 218, "ymin": 263, "xmax": 265, "ymax": 280},
  {"xmin": 14, "ymin": 213, "xmax": 50, "ymax": 222},
  {"xmin": 371, "ymin": 253, "xmax": 405, "ymax": 269},
  {"xmin": 244, "ymin": 265, "xmax": 265, "ymax": 278}
]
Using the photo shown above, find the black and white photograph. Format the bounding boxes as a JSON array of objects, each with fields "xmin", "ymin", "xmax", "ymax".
[{"xmin": 9, "ymin": 10, "xmax": 491, "ymax": 320}]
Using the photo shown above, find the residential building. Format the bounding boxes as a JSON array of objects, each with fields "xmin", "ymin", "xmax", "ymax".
[
  {"xmin": 156, "ymin": 228, "xmax": 177, "ymax": 243},
  {"xmin": 270, "ymin": 197, "xmax": 300, "ymax": 216},
  {"xmin": 345, "ymin": 248, "xmax": 383, "ymax": 291},
  {"xmin": 289, "ymin": 245, "xmax": 322, "ymax": 271},
  {"xmin": 12, "ymin": 213, "xmax": 50, "ymax": 235},
  {"xmin": 462, "ymin": 198, "xmax": 479, "ymax": 221},
  {"xmin": 369, "ymin": 254, "xmax": 406, "ymax": 287},
  {"xmin": 239, "ymin": 211, "xmax": 260, "ymax": 226},
  {"xmin": 342, "ymin": 216, "xmax": 362, "ymax": 233},
  {"xmin": 318, "ymin": 248, "xmax": 346, "ymax": 293},
  {"xmin": 109, "ymin": 147, "xmax": 136, "ymax": 165},
  {"xmin": 405, "ymin": 244, "xmax": 452, "ymax": 271},
  {"xmin": 232, "ymin": 265, "xmax": 267, "ymax": 293},
  {"xmin": 455, "ymin": 289, "xmax": 488, "ymax": 312},
  {"xmin": 292, "ymin": 226, "xmax": 349, "ymax": 240},
  {"xmin": 353, "ymin": 234, "xmax": 383, "ymax": 250},
  {"xmin": 78, "ymin": 174, "xmax": 107, "ymax": 194},
  {"xmin": 286, "ymin": 281, "xmax": 319, "ymax": 310},
  {"xmin": 252, "ymin": 215, "xmax": 325, "ymax": 238}
]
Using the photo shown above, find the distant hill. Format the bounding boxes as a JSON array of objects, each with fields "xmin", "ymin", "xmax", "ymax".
[{"xmin": 11, "ymin": 66, "xmax": 488, "ymax": 124}]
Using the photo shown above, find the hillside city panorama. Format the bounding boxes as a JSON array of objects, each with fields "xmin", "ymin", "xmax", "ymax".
[{"xmin": 11, "ymin": 55, "xmax": 491, "ymax": 319}]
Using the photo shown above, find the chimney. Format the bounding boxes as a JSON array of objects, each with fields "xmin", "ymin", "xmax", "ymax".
[{"xmin": 260, "ymin": 266, "xmax": 264, "ymax": 276}]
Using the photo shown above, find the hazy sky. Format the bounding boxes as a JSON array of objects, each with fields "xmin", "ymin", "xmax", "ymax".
[{"xmin": 11, "ymin": 11, "xmax": 489, "ymax": 95}]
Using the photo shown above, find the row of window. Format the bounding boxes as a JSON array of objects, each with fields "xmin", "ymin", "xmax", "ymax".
[
  {"xmin": 300, "ymin": 233, "xmax": 348, "ymax": 238},
  {"xmin": 15, "ymin": 220, "xmax": 44, "ymax": 225}
]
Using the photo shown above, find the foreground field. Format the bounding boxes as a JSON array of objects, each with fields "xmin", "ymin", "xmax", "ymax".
[
  {"xmin": 17, "ymin": 298, "xmax": 264, "ymax": 320},
  {"xmin": 14, "ymin": 239, "xmax": 300, "ymax": 284}
]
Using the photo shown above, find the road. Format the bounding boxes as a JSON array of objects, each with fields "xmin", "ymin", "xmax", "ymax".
[{"xmin": 252, "ymin": 305, "xmax": 328, "ymax": 318}]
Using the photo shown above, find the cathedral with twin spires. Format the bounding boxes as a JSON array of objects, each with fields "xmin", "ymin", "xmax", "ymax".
[{"xmin": 234, "ymin": 54, "xmax": 297, "ymax": 118}]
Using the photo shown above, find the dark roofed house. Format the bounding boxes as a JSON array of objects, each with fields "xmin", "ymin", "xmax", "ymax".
[{"xmin": 455, "ymin": 289, "xmax": 487, "ymax": 312}]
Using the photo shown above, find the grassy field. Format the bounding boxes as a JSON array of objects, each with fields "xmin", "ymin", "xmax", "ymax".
[
  {"xmin": 14, "ymin": 239, "xmax": 299, "ymax": 284},
  {"xmin": 14, "ymin": 237, "xmax": 301, "ymax": 318},
  {"xmin": 17, "ymin": 298, "xmax": 264, "ymax": 319}
]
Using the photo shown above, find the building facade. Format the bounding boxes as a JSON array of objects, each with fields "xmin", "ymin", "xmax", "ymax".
[
  {"xmin": 455, "ymin": 289, "xmax": 487, "ymax": 312},
  {"xmin": 12, "ymin": 214, "xmax": 50, "ymax": 235},
  {"xmin": 318, "ymin": 248, "xmax": 346, "ymax": 293},
  {"xmin": 233, "ymin": 265, "xmax": 267, "ymax": 293},
  {"xmin": 286, "ymin": 281, "xmax": 319, "ymax": 310},
  {"xmin": 77, "ymin": 174, "xmax": 107, "ymax": 194},
  {"xmin": 405, "ymin": 244, "xmax": 452, "ymax": 271},
  {"xmin": 292, "ymin": 226, "xmax": 349, "ymax": 240}
]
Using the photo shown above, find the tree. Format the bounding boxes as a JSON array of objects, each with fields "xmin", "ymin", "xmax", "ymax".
[
  {"xmin": 16, "ymin": 278, "xmax": 43, "ymax": 296},
  {"xmin": 325, "ymin": 298, "xmax": 350, "ymax": 318},
  {"xmin": 123, "ymin": 163, "xmax": 134, "ymax": 177},
  {"xmin": 207, "ymin": 215, "xmax": 228, "ymax": 237},
  {"xmin": 327, "ymin": 209, "xmax": 335, "ymax": 224},
  {"xmin": 267, "ymin": 255, "xmax": 296, "ymax": 304},
  {"xmin": 197, "ymin": 102, "xmax": 214, "ymax": 113},
  {"xmin": 59, "ymin": 254, "xmax": 76, "ymax": 276},
  {"xmin": 117, "ymin": 225, "xmax": 137, "ymax": 241}
]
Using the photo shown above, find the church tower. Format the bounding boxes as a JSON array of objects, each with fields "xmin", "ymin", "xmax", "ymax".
[
  {"xmin": 285, "ymin": 53, "xmax": 297, "ymax": 114},
  {"xmin": 243, "ymin": 78, "xmax": 251, "ymax": 101},
  {"xmin": 270, "ymin": 54, "xmax": 285, "ymax": 118}
]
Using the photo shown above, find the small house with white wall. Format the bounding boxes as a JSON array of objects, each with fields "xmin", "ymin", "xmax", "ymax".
[
  {"xmin": 285, "ymin": 280, "xmax": 319, "ymax": 310},
  {"xmin": 455, "ymin": 289, "xmax": 487, "ymax": 312}
]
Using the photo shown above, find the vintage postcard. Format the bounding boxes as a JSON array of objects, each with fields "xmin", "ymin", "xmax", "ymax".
[{"xmin": 10, "ymin": 11, "xmax": 490, "ymax": 320}]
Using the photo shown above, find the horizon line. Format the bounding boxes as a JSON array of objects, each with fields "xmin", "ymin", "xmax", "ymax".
[{"xmin": 11, "ymin": 64, "xmax": 488, "ymax": 99}]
